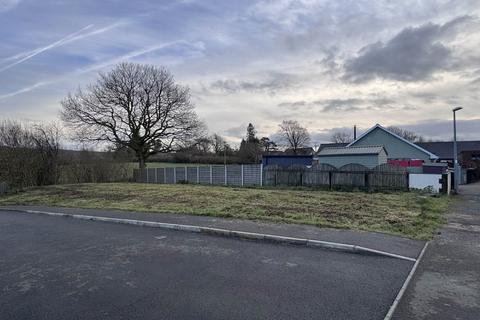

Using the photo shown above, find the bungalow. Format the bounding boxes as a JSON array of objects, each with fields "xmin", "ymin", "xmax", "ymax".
[
  {"xmin": 346, "ymin": 124, "xmax": 439, "ymax": 163},
  {"xmin": 316, "ymin": 124, "xmax": 440, "ymax": 169}
]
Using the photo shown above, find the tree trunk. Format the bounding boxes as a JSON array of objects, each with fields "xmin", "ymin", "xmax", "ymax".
[
  {"xmin": 138, "ymin": 157, "xmax": 146, "ymax": 170},
  {"xmin": 138, "ymin": 156, "xmax": 146, "ymax": 182}
]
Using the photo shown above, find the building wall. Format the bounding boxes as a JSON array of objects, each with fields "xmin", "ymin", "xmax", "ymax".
[
  {"xmin": 318, "ymin": 154, "xmax": 382, "ymax": 169},
  {"xmin": 409, "ymin": 174, "xmax": 442, "ymax": 193},
  {"xmin": 262, "ymin": 155, "xmax": 313, "ymax": 167},
  {"xmin": 353, "ymin": 127, "xmax": 433, "ymax": 162},
  {"xmin": 378, "ymin": 149, "xmax": 388, "ymax": 164}
]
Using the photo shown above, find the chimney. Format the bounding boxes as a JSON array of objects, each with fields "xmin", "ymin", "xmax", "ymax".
[{"xmin": 354, "ymin": 125, "xmax": 357, "ymax": 140}]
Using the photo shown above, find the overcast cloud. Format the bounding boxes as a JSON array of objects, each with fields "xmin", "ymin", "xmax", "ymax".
[{"xmin": 0, "ymin": 0, "xmax": 479, "ymax": 145}]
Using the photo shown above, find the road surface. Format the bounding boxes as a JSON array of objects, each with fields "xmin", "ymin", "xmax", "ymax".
[{"xmin": 0, "ymin": 210, "xmax": 412, "ymax": 320}]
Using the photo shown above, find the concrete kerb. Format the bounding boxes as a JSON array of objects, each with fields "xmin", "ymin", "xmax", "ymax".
[
  {"xmin": 383, "ymin": 241, "xmax": 430, "ymax": 320},
  {"xmin": 0, "ymin": 208, "xmax": 417, "ymax": 262}
]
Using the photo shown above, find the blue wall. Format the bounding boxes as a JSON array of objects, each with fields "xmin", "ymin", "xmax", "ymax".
[{"xmin": 262, "ymin": 155, "xmax": 313, "ymax": 167}]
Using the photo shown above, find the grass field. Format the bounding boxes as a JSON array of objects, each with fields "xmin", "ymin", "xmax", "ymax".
[{"xmin": 0, "ymin": 183, "xmax": 450, "ymax": 240}]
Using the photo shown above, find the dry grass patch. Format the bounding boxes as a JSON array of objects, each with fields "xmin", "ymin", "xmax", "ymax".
[{"xmin": 0, "ymin": 183, "xmax": 450, "ymax": 240}]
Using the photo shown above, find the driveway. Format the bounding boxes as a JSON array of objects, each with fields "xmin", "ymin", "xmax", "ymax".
[{"xmin": 0, "ymin": 210, "xmax": 412, "ymax": 320}]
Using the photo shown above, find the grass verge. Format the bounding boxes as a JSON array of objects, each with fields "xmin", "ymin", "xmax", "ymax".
[{"xmin": 0, "ymin": 183, "xmax": 450, "ymax": 240}]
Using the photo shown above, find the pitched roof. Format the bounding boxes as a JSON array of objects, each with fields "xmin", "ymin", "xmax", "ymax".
[
  {"xmin": 417, "ymin": 141, "xmax": 480, "ymax": 159},
  {"xmin": 318, "ymin": 145, "xmax": 386, "ymax": 156},
  {"xmin": 318, "ymin": 142, "xmax": 348, "ymax": 152},
  {"xmin": 347, "ymin": 124, "xmax": 439, "ymax": 160}
]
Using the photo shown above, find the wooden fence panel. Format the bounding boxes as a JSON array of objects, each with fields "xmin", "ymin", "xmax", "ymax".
[
  {"xmin": 263, "ymin": 165, "xmax": 280, "ymax": 186},
  {"xmin": 332, "ymin": 172, "xmax": 366, "ymax": 187},
  {"xmin": 303, "ymin": 170, "xmax": 330, "ymax": 187},
  {"xmin": 262, "ymin": 163, "xmax": 408, "ymax": 190}
]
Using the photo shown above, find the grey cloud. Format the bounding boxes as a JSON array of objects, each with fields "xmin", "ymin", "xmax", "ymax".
[
  {"xmin": 310, "ymin": 126, "xmax": 361, "ymax": 144},
  {"xmin": 0, "ymin": 0, "xmax": 20, "ymax": 13},
  {"xmin": 344, "ymin": 15, "xmax": 474, "ymax": 83},
  {"xmin": 278, "ymin": 97, "xmax": 415, "ymax": 112},
  {"xmin": 398, "ymin": 118, "xmax": 480, "ymax": 141},
  {"xmin": 319, "ymin": 98, "xmax": 366, "ymax": 112},
  {"xmin": 409, "ymin": 91, "xmax": 462, "ymax": 105},
  {"xmin": 277, "ymin": 100, "xmax": 308, "ymax": 108},
  {"xmin": 223, "ymin": 124, "xmax": 247, "ymax": 138},
  {"xmin": 311, "ymin": 118, "xmax": 480, "ymax": 144},
  {"xmin": 209, "ymin": 71, "xmax": 298, "ymax": 95}
]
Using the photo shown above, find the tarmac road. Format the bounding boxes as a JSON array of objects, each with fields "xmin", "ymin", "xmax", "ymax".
[{"xmin": 0, "ymin": 210, "xmax": 412, "ymax": 320}]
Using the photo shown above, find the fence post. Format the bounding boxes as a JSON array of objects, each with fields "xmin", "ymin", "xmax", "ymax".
[
  {"xmin": 365, "ymin": 172, "xmax": 369, "ymax": 191},
  {"xmin": 146, "ymin": 168, "xmax": 149, "ymax": 183},
  {"xmin": 173, "ymin": 167, "xmax": 176, "ymax": 184},
  {"xmin": 275, "ymin": 167, "xmax": 278, "ymax": 186},
  {"xmin": 260, "ymin": 164, "xmax": 263, "ymax": 186},
  {"xmin": 164, "ymin": 167, "xmax": 167, "ymax": 184},
  {"xmin": 224, "ymin": 165, "xmax": 227, "ymax": 185},
  {"xmin": 155, "ymin": 168, "xmax": 158, "ymax": 184},
  {"xmin": 241, "ymin": 165, "xmax": 244, "ymax": 187},
  {"xmin": 210, "ymin": 165, "xmax": 213, "ymax": 185},
  {"xmin": 185, "ymin": 166, "xmax": 188, "ymax": 182},
  {"xmin": 197, "ymin": 166, "xmax": 199, "ymax": 184},
  {"xmin": 329, "ymin": 171, "xmax": 332, "ymax": 190}
]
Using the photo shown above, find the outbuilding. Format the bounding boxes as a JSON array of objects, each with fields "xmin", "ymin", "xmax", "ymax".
[
  {"xmin": 262, "ymin": 154, "xmax": 313, "ymax": 167},
  {"xmin": 317, "ymin": 145, "xmax": 387, "ymax": 169}
]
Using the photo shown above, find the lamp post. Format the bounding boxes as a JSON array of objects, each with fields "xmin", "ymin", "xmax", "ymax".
[{"xmin": 453, "ymin": 107, "xmax": 463, "ymax": 192}]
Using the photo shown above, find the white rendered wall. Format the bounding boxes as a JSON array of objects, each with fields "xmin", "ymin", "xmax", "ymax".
[{"xmin": 409, "ymin": 174, "xmax": 442, "ymax": 193}]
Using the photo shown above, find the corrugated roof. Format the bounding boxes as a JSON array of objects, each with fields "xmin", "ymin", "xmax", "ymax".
[
  {"xmin": 318, "ymin": 145, "xmax": 385, "ymax": 156},
  {"xmin": 318, "ymin": 142, "xmax": 348, "ymax": 152}
]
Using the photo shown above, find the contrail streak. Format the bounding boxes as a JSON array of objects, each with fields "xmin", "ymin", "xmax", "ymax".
[
  {"xmin": 0, "ymin": 40, "xmax": 187, "ymax": 100},
  {"xmin": 0, "ymin": 24, "xmax": 95, "ymax": 72}
]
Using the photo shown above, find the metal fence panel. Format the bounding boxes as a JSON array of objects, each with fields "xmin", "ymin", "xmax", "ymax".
[
  {"xmin": 156, "ymin": 168, "xmax": 165, "ymax": 184},
  {"xmin": 165, "ymin": 167, "xmax": 175, "ymax": 184},
  {"xmin": 243, "ymin": 164, "xmax": 262, "ymax": 186},
  {"xmin": 198, "ymin": 166, "xmax": 211, "ymax": 184},
  {"xmin": 211, "ymin": 165, "xmax": 226, "ymax": 185},
  {"xmin": 175, "ymin": 167, "xmax": 186, "ymax": 182},
  {"xmin": 146, "ymin": 168, "xmax": 156, "ymax": 183},
  {"xmin": 187, "ymin": 167, "xmax": 198, "ymax": 184},
  {"xmin": 226, "ymin": 165, "xmax": 242, "ymax": 186}
]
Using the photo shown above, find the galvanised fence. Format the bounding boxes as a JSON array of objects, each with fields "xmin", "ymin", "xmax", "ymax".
[{"xmin": 133, "ymin": 164, "xmax": 263, "ymax": 186}]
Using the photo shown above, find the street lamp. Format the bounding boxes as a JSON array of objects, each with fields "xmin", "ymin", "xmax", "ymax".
[{"xmin": 453, "ymin": 106, "xmax": 463, "ymax": 192}]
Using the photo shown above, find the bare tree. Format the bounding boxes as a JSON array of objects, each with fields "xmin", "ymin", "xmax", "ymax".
[
  {"xmin": 0, "ymin": 120, "xmax": 62, "ymax": 188},
  {"xmin": 277, "ymin": 120, "xmax": 310, "ymax": 154},
  {"xmin": 31, "ymin": 123, "xmax": 62, "ymax": 185},
  {"xmin": 260, "ymin": 137, "xmax": 278, "ymax": 153},
  {"xmin": 61, "ymin": 62, "xmax": 203, "ymax": 169},
  {"xmin": 331, "ymin": 131, "xmax": 353, "ymax": 143},
  {"xmin": 211, "ymin": 133, "xmax": 226, "ymax": 155},
  {"xmin": 387, "ymin": 126, "xmax": 423, "ymax": 142}
]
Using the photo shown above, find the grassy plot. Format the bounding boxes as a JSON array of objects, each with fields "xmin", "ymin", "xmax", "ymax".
[{"xmin": 0, "ymin": 183, "xmax": 450, "ymax": 240}]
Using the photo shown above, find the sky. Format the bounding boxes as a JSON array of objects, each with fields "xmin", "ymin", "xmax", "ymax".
[{"xmin": 1, "ymin": 0, "xmax": 479, "ymax": 147}]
